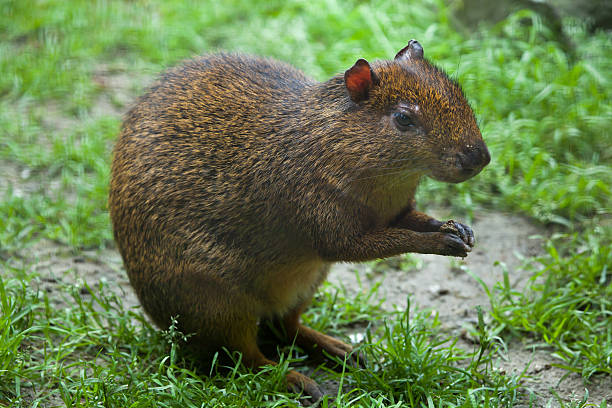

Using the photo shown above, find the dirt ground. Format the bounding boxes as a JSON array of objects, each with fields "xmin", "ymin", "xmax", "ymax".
[{"xmin": 12, "ymin": 211, "xmax": 609, "ymax": 407}]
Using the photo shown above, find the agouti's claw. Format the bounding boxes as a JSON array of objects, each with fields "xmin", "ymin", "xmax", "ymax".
[
  {"xmin": 350, "ymin": 350, "xmax": 366, "ymax": 369},
  {"xmin": 286, "ymin": 370, "xmax": 323, "ymax": 405},
  {"xmin": 440, "ymin": 232, "xmax": 471, "ymax": 257}
]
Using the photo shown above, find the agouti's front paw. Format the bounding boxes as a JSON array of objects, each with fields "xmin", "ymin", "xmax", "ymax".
[
  {"xmin": 440, "ymin": 220, "xmax": 474, "ymax": 248},
  {"xmin": 436, "ymin": 226, "xmax": 473, "ymax": 258}
]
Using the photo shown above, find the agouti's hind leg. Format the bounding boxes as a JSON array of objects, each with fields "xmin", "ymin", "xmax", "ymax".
[
  {"xmin": 282, "ymin": 304, "xmax": 358, "ymax": 365},
  {"xmin": 228, "ymin": 320, "xmax": 323, "ymax": 401}
]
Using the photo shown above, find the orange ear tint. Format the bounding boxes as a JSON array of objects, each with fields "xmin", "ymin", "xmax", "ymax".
[{"xmin": 344, "ymin": 59, "xmax": 373, "ymax": 103}]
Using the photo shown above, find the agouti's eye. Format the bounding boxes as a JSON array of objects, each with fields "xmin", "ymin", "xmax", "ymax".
[{"xmin": 393, "ymin": 112, "xmax": 416, "ymax": 131}]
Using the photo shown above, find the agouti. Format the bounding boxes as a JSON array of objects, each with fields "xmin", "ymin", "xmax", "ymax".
[{"xmin": 109, "ymin": 40, "xmax": 490, "ymax": 400}]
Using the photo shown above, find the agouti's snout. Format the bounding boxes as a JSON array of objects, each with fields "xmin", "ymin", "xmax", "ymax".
[
  {"xmin": 456, "ymin": 141, "xmax": 491, "ymax": 179},
  {"xmin": 433, "ymin": 139, "xmax": 490, "ymax": 183}
]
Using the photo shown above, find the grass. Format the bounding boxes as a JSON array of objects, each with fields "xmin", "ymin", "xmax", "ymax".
[
  {"xmin": 333, "ymin": 304, "xmax": 523, "ymax": 406},
  {"xmin": 0, "ymin": 268, "xmax": 526, "ymax": 407},
  {"xmin": 480, "ymin": 227, "xmax": 612, "ymax": 378},
  {"xmin": 0, "ymin": 0, "xmax": 610, "ymax": 406}
]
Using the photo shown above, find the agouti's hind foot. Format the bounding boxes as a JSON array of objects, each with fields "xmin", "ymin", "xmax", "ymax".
[
  {"xmin": 293, "ymin": 324, "xmax": 364, "ymax": 368},
  {"xmin": 286, "ymin": 370, "xmax": 323, "ymax": 404}
]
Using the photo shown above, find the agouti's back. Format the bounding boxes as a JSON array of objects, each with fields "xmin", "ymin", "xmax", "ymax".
[
  {"xmin": 113, "ymin": 53, "xmax": 316, "ymax": 233},
  {"xmin": 109, "ymin": 42, "xmax": 490, "ymax": 400},
  {"xmin": 111, "ymin": 54, "xmax": 325, "ymax": 324}
]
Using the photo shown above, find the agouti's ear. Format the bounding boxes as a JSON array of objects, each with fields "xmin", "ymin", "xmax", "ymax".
[
  {"xmin": 395, "ymin": 39, "xmax": 424, "ymax": 62},
  {"xmin": 344, "ymin": 59, "xmax": 378, "ymax": 103}
]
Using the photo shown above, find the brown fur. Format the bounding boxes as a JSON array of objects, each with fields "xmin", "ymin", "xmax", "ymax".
[{"xmin": 109, "ymin": 43, "xmax": 490, "ymax": 400}]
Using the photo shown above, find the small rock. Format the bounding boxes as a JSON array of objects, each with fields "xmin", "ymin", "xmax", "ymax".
[
  {"xmin": 459, "ymin": 328, "xmax": 480, "ymax": 344},
  {"xmin": 348, "ymin": 332, "xmax": 366, "ymax": 343},
  {"xmin": 428, "ymin": 284, "xmax": 449, "ymax": 296},
  {"xmin": 530, "ymin": 363, "xmax": 552, "ymax": 374}
]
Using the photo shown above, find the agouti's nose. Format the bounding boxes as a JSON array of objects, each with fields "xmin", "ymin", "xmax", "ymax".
[{"xmin": 457, "ymin": 142, "xmax": 490, "ymax": 176}]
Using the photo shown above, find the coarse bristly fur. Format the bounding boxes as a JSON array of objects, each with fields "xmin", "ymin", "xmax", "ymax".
[{"xmin": 109, "ymin": 40, "xmax": 490, "ymax": 401}]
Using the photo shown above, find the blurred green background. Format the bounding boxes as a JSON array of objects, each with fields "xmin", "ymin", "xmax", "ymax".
[{"xmin": 1, "ymin": 0, "xmax": 610, "ymax": 248}]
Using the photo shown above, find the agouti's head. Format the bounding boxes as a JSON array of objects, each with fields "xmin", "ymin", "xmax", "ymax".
[{"xmin": 342, "ymin": 40, "xmax": 490, "ymax": 183}]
